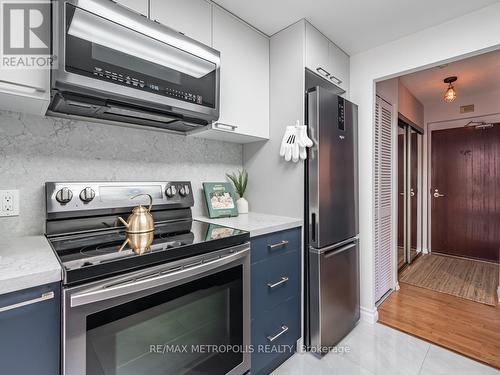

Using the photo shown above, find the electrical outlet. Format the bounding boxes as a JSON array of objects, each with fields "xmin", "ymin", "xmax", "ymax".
[{"xmin": 0, "ymin": 190, "xmax": 19, "ymax": 217}]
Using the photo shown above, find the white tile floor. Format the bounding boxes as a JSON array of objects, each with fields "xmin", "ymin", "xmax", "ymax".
[{"xmin": 271, "ymin": 322, "xmax": 500, "ymax": 375}]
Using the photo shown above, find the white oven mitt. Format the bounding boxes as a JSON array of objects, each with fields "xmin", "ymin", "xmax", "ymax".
[
  {"xmin": 295, "ymin": 120, "xmax": 313, "ymax": 160},
  {"xmin": 295, "ymin": 120, "xmax": 313, "ymax": 148},
  {"xmin": 280, "ymin": 126, "xmax": 296, "ymax": 158},
  {"xmin": 280, "ymin": 121, "xmax": 313, "ymax": 162}
]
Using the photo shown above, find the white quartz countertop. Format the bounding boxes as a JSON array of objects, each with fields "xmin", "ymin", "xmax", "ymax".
[
  {"xmin": 0, "ymin": 236, "xmax": 62, "ymax": 296},
  {"xmin": 195, "ymin": 212, "xmax": 302, "ymax": 237}
]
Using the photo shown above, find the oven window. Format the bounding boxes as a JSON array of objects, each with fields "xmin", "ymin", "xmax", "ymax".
[
  {"xmin": 86, "ymin": 267, "xmax": 243, "ymax": 375},
  {"xmin": 64, "ymin": 4, "xmax": 217, "ymax": 108}
]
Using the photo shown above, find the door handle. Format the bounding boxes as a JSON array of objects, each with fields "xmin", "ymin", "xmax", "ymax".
[
  {"xmin": 433, "ymin": 189, "xmax": 445, "ymax": 198},
  {"xmin": 71, "ymin": 248, "xmax": 249, "ymax": 307}
]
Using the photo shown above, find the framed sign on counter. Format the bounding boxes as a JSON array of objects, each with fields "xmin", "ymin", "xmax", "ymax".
[{"xmin": 203, "ymin": 182, "xmax": 239, "ymax": 218}]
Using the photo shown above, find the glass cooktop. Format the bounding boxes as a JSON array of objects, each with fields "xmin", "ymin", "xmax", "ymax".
[{"xmin": 48, "ymin": 220, "xmax": 249, "ymax": 285}]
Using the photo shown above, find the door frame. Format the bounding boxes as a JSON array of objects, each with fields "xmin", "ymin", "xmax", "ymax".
[
  {"xmin": 398, "ymin": 116, "xmax": 424, "ymax": 269},
  {"xmin": 425, "ymin": 112, "xmax": 500, "ymax": 254}
]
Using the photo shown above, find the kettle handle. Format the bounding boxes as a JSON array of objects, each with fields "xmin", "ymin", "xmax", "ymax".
[{"xmin": 131, "ymin": 194, "xmax": 153, "ymax": 211}]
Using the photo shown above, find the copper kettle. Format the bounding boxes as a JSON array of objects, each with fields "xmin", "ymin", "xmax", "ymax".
[{"xmin": 118, "ymin": 194, "xmax": 155, "ymax": 254}]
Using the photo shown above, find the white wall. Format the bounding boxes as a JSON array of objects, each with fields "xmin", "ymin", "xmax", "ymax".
[
  {"xmin": 243, "ymin": 21, "xmax": 305, "ymax": 219},
  {"xmin": 398, "ymin": 81, "xmax": 424, "ymax": 127},
  {"xmin": 350, "ymin": 2, "xmax": 500, "ymax": 316}
]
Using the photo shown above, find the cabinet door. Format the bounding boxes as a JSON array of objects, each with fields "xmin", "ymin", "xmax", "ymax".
[
  {"xmin": 0, "ymin": 68, "xmax": 50, "ymax": 115},
  {"xmin": 150, "ymin": 0, "xmax": 212, "ymax": 46},
  {"xmin": 212, "ymin": 7, "xmax": 269, "ymax": 139},
  {"xmin": 0, "ymin": 283, "xmax": 61, "ymax": 375},
  {"xmin": 305, "ymin": 22, "xmax": 330, "ymax": 80},
  {"xmin": 114, "ymin": 0, "xmax": 149, "ymax": 16},
  {"xmin": 328, "ymin": 42, "xmax": 349, "ymax": 93}
]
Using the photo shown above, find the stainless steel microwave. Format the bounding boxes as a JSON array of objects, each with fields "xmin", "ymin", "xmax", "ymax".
[{"xmin": 48, "ymin": 0, "xmax": 220, "ymax": 133}]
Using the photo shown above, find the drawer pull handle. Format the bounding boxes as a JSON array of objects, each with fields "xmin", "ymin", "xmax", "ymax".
[
  {"xmin": 316, "ymin": 67, "xmax": 330, "ymax": 78},
  {"xmin": 267, "ymin": 325, "xmax": 289, "ymax": 342},
  {"xmin": 0, "ymin": 291, "xmax": 54, "ymax": 313},
  {"xmin": 0, "ymin": 79, "xmax": 46, "ymax": 93},
  {"xmin": 329, "ymin": 74, "xmax": 343, "ymax": 85},
  {"xmin": 214, "ymin": 122, "xmax": 238, "ymax": 131},
  {"xmin": 267, "ymin": 276, "xmax": 289, "ymax": 289},
  {"xmin": 268, "ymin": 240, "xmax": 289, "ymax": 250}
]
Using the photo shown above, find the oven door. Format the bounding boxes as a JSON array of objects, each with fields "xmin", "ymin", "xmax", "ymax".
[{"xmin": 63, "ymin": 244, "xmax": 250, "ymax": 375}]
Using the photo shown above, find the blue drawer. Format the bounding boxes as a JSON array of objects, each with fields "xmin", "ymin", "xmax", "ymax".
[
  {"xmin": 251, "ymin": 296, "xmax": 300, "ymax": 375},
  {"xmin": 0, "ymin": 282, "xmax": 61, "ymax": 375},
  {"xmin": 251, "ymin": 249, "xmax": 300, "ymax": 315},
  {"xmin": 251, "ymin": 227, "xmax": 301, "ymax": 264}
]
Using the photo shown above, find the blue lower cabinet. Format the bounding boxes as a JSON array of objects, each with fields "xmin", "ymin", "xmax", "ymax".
[
  {"xmin": 251, "ymin": 297, "xmax": 301, "ymax": 375},
  {"xmin": 0, "ymin": 282, "xmax": 61, "ymax": 375},
  {"xmin": 250, "ymin": 227, "xmax": 301, "ymax": 375}
]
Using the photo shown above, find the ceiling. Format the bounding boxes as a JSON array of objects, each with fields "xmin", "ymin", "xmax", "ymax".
[
  {"xmin": 399, "ymin": 49, "xmax": 500, "ymax": 105},
  {"xmin": 213, "ymin": 0, "xmax": 500, "ymax": 55}
]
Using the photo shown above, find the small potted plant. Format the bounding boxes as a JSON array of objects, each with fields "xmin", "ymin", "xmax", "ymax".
[{"xmin": 226, "ymin": 169, "xmax": 249, "ymax": 214}]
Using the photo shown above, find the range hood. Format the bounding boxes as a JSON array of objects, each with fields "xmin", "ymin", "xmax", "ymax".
[{"xmin": 48, "ymin": 0, "xmax": 220, "ymax": 133}]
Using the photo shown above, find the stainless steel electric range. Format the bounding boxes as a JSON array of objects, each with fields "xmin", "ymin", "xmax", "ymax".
[{"xmin": 45, "ymin": 181, "xmax": 251, "ymax": 375}]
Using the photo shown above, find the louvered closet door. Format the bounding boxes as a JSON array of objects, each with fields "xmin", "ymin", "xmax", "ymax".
[{"xmin": 374, "ymin": 96, "xmax": 394, "ymax": 302}]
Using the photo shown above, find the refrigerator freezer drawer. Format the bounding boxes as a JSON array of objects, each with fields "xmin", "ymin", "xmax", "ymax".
[{"xmin": 309, "ymin": 240, "xmax": 360, "ymax": 353}]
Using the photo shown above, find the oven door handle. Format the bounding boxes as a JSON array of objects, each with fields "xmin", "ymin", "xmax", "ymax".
[{"xmin": 70, "ymin": 248, "xmax": 249, "ymax": 308}]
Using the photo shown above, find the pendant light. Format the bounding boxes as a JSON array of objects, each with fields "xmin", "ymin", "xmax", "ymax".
[{"xmin": 443, "ymin": 76, "xmax": 457, "ymax": 103}]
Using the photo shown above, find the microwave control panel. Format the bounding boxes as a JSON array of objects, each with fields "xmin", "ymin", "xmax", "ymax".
[{"xmin": 92, "ymin": 66, "xmax": 204, "ymax": 105}]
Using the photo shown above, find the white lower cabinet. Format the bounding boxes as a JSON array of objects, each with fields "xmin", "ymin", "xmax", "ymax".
[
  {"xmin": 0, "ymin": 68, "xmax": 50, "ymax": 116},
  {"xmin": 192, "ymin": 7, "xmax": 269, "ymax": 143}
]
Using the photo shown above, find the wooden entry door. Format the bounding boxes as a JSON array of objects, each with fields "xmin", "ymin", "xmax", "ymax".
[{"xmin": 431, "ymin": 124, "xmax": 500, "ymax": 262}]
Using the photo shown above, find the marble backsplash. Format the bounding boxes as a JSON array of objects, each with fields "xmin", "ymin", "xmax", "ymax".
[{"xmin": 0, "ymin": 111, "xmax": 242, "ymax": 236}]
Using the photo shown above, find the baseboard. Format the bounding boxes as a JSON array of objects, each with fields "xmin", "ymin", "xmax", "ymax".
[{"xmin": 360, "ymin": 306, "xmax": 379, "ymax": 324}]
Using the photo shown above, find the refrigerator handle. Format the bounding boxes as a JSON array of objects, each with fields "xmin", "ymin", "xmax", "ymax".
[
  {"xmin": 311, "ymin": 212, "xmax": 317, "ymax": 243},
  {"xmin": 323, "ymin": 242, "xmax": 357, "ymax": 258}
]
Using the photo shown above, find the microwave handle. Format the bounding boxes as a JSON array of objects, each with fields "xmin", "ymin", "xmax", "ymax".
[{"xmin": 70, "ymin": 248, "xmax": 249, "ymax": 307}]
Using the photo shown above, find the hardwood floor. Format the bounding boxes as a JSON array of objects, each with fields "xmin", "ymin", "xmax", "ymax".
[{"xmin": 378, "ymin": 283, "xmax": 500, "ymax": 370}]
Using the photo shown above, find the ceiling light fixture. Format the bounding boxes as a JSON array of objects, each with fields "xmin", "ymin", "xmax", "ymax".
[{"xmin": 443, "ymin": 76, "xmax": 457, "ymax": 103}]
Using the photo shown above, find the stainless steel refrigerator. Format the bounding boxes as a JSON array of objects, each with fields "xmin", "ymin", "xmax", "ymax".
[{"xmin": 305, "ymin": 86, "xmax": 360, "ymax": 353}]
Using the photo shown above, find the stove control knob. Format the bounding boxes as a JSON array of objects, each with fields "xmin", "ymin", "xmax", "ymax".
[
  {"xmin": 165, "ymin": 185, "xmax": 177, "ymax": 198},
  {"xmin": 56, "ymin": 187, "xmax": 73, "ymax": 204},
  {"xmin": 79, "ymin": 187, "xmax": 96, "ymax": 203},
  {"xmin": 179, "ymin": 185, "xmax": 190, "ymax": 197}
]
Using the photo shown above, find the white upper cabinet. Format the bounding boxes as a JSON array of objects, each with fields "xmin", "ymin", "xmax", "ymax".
[
  {"xmin": 305, "ymin": 23, "xmax": 330, "ymax": 79},
  {"xmin": 114, "ymin": 0, "xmax": 149, "ymax": 16},
  {"xmin": 328, "ymin": 42, "xmax": 349, "ymax": 92},
  {"xmin": 196, "ymin": 7, "xmax": 269, "ymax": 142},
  {"xmin": 0, "ymin": 69, "xmax": 50, "ymax": 115},
  {"xmin": 150, "ymin": 0, "xmax": 212, "ymax": 46},
  {"xmin": 305, "ymin": 22, "xmax": 349, "ymax": 93}
]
